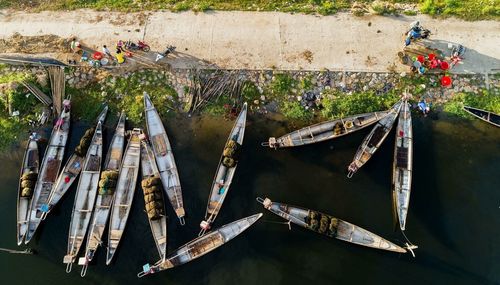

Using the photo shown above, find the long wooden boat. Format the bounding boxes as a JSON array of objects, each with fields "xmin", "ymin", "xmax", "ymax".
[
  {"xmin": 138, "ymin": 137, "xmax": 167, "ymax": 261},
  {"xmin": 106, "ymin": 128, "xmax": 142, "ymax": 265},
  {"xmin": 25, "ymin": 100, "xmax": 71, "ymax": 243},
  {"xmin": 463, "ymin": 106, "xmax": 500, "ymax": 127},
  {"xmin": 17, "ymin": 134, "xmax": 39, "ymax": 245},
  {"xmin": 41, "ymin": 106, "xmax": 108, "ymax": 219},
  {"xmin": 144, "ymin": 93, "xmax": 185, "ymax": 224},
  {"xmin": 80, "ymin": 112, "xmax": 126, "ymax": 277},
  {"xmin": 257, "ymin": 197, "xmax": 408, "ymax": 253},
  {"xmin": 199, "ymin": 103, "xmax": 248, "ymax": 236},
  {"xmin": 264, "ymin": 110, "xmax": 391, "ymax": 149},
  {"xmin": 347, "ymin": 101, "xmax": 402, "ymax": 178},
  {"xmin": 63, "ymin": 121, "xmax": 104, "ymax": 273},
  {"xmin": 392, "ymin": 100, "xmax": 413, "ymax": 231},
  {"xmin": 137, "ymin": 213, "xmax": 262, "ymax": 278}
]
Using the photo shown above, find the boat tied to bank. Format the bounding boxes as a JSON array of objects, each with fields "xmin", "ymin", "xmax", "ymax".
[
  {"xmin": 137, "ymin": 213, "xmax": 262, "ymax": 278},
  {"xmin": 392, "ymin": 100, "xmax": 413, "ymax": 232},
  {"xmin": 106, "ymin": 128, "xmax": 142, "ymax": 265},
  {"xmin": 17, "ymin": 133, "xmax": 39, "ymax": 245},
  {"xmin": 463, "ymin": 106, "xmax": 499, "ymax": 127},
  {"xmin": 199, "ymin": 103, "xmax": 248, "ymax": 236},
  {"xmin": 257, "ymin": 197, "xmax": 416, "ymax": 255},
  {"xmin": 263, "ymin": 110, "xmax": 391, "ymax": 149},
  {"xmin": 144, "ymin": 92, "xmax": 185, "ymax": 224},
  {"xmin": 25, "ymin": 99, "xmax": 71, "ymax": 243},
  {"xmin": 139, "ymin": 136, "xmax": 168, "ymax": 262},
  {"xmin": 80, "ymin": 112, "xmax": 126, "ymax": 277},
  {"xmin": 64, "ymin": 120, "xmax": 104, "ymax": 272},
  {"xmin": 347, "ymin": 101, "xmax": 402, "ymax": 178}
]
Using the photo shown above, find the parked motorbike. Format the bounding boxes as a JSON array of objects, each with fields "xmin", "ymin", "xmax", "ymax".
[
  {"xmin": 124, "ymin": 40, "xmax": 151, "ymax": 52},
  {"xmin": 404, "ymin": 28, "xmax": 431, "ymax": 46},
  {"xmin": 155, "ymin": 45, "xmax": 176, "ymax": 62}
]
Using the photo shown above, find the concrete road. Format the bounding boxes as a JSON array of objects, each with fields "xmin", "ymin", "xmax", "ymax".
[{"xmin": 0, "ymin": 9, "xmax": 499, "ymax": 73}]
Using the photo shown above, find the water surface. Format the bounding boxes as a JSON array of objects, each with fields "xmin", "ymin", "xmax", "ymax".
[{"xmin": 0, "ymin": 113, "xmax": 498, "ymax": 285}]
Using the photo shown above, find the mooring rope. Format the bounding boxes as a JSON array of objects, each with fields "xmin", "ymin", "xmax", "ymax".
[{"xmin": 0, "ymin": 248, "xmax": 33, "ymax": 254}]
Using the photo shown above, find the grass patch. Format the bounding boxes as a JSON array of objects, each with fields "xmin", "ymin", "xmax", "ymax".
[
  {"xmin": 443, "ymin": 89, "xmax": 500, "ymax": 118},
  {"xmin": 320, "ymin": 89, "xmax": 400, "ymax": 120},
  {"xmin": 280, "ymin": 100, "xmax": 313, "ymax": 121},
  {"xmin": 269, "ymin": 73, "xmax": 297, "ymax": 98}
]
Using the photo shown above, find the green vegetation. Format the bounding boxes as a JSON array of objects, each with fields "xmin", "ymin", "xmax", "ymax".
[
  {"xmin": 281, "ymin": 100, "xmax": 313, "ymax": 121},
  {"xmin": 320, "ymin": 89, "xmax": 400, "ymax": 119},
  {"xmin": 70, "ymin": 70, "xmax": 178, "ymax": 124},
  {"xmin": 443, "ymin": 89, "xmax": 500, "ymax": 118},
  {"xmin": 2, "ymin": 0, "xmax": 497, "ymax": 20},
  {"xmin": 269, "ymin": 74, "xmax": 297, "ymax": 98}
]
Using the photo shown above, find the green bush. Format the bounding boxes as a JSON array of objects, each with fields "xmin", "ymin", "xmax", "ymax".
[
  {"xmin": 320, "ymin": 89, "xmax": 400, "ymax": 119},
  {"xmin": 241, "ymin": 81, "xmax": 260, "ymax": 102},
  {"xmin": 443, "ymin": 90, "xmax": 500, "ymax": 118},
  {"xmin": 280, "ymin": 100, "xmax": 312, "ymax": 121},
  {"xmin": 269, "ymin": 74, "xmax": 297, "ymax": 97}
]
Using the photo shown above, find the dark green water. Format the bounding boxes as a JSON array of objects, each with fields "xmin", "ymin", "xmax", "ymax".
[{"xmin": 1, "ymin": 113, "xmax": 499, "ymax": 285}]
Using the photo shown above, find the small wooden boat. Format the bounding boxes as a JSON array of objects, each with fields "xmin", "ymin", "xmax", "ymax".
[
  {"xmin": 106, "ymin": 128, "xmax": 142, "ymax": 265},
  {"xmin": 25, "ymin": 100, "xmax": 71, "ymax": 243},
  {"xmin": 257, "ymin": 197, "xmax": 409, "ymax": 253},
  {"xmin": 264, "ymin": 110, "xmax": 391, "ymax": 148},
  {"xmin": 347, "ymin": 101, "xmax": 402, "ymax": 178},
  {"xmin": 64, "ymin": 121, "xmax": 104, "ymax": 272},
  {"xmin": 41, "ymin": 106, "xmax": 108, "ymax": 219},
  {"xmin": 144, "ymin": 93, "xmax": 185, "ymax": 224},
  {"xmin": 392, "ymin": 100, "xmax": 413, "ymax": 231},
  {"xmin": 17, "ymin": 134, "xmax": 39, "ymax": 245},
  {"xmin": 199, "ymin": 103, "xmax": 248, "ymax": 236},
  {"xmin": 138, "ymin": 137, "xmax": 167, "ymax": 261},
  {"xmin": 80, "ymin": 112, "xmax": 126, "ymax": 277},
  {"xmin": 137, "ymin": 213, "xmax": 262, "ymax": 277},
  {"xmin": 463, "ymin": 106, "xmax": 500, "ymax": 127}
]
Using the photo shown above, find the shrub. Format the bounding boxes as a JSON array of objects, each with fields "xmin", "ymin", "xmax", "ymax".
[{"xmin": 280, "ymin": 100, "xmax": 312, "ymax": 121}]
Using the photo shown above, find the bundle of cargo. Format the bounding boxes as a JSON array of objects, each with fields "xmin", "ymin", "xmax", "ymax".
[
  {"xmin": 222, "ymin": 139, "xmax": 241, "ymax": 168},
  {"xmin": 75, "ymin": 128, "xmax": 95, "ymax": 157},
  {"xmin": 20, "ymin": 172, "xmax": 38, "ymax": 197},
  {"xmin": 141, "ymin": 177, "xmax": 165, "ymax": 220},
  {"xmin": 98, "ymin": 170, "xmax": 118, "ymax": 195}
]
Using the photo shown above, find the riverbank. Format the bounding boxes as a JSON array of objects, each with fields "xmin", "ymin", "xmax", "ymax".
[{"xmin": 1, "ymin": 63, "xmax": 498, "ymax": 152}]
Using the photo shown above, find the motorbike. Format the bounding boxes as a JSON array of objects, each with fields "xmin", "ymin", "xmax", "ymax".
[
  {"xmin": 404, "ymin": 28, "xmax": 431, "ymax": 46},
  {"xmin": 124, "ymin": 40, "xmax": 151, "ymax": 52},
  {"xmin": 155, "ymin": 45, "xmax": 176, "ymax": 62}
]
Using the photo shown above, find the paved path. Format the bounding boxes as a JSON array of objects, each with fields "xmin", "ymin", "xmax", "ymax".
[{"xmin": 0, "ymin": 9, "xmax": 499, "ymax": 73}]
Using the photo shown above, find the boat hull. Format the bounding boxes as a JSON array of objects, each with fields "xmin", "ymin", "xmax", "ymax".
[
  {"xmin": 259, "ymin": 198, "xmax": 406, "ymax": 253},
  {"xmin": 392, "ymin": 101, "xmax": 413, "ymax": 231},
  {"xmin": 463, "ymin": 106, "xmax": 500, "ymax": 127}
]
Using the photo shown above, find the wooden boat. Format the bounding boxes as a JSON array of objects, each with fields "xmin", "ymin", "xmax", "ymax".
[
  {"xmin": 80, "ymin": 112, "xmax": 126, "ymax": 277},
  {"xmin": 137, "ymin": 213, "xmax": 262, "ymax": 277},
  {"xmin": 25, "ymin": 100, "xmax": 71, "ymax": 243},
  {"xmin": 347, "ymin": 101, "xmax": 402, "ymax": 178},
  {"xmin": 264, "ymin": 110, "xmax": 391, "ymax": 148},
  {"xmin": 257, "ymin": 197, "xmax": 408, "ymax": 253},
  {"xmin": 392, "ymin": 100, "xmax": 413, "ymax": 231},
  {"xmin": 144, "ymin": 93, "xmax": 185, "ymax": 224},
  {"xmin": 199, "ymin": 103, "xmax": 248, "ymax": 236},
  {"xmin": 41, "ymin": 106, "xmax": 108, "ymax": 219},
  {"xmin": 17, "ymin": 134, "xmax": 39, "ymax": 245},
  {"xmin": 63, "ymin": 121, "xmax": 104, "ymax": 272},
  {"xmin": 138, "ymin": 137, "xmax": 167, "ymax": 261},
  {"xmin": 463, "ymin": 106, "xmax": 500, "ymax": 127},
  {"xmin": 106, "ymin": 128, "xmax": 142, "ymax": 265}
]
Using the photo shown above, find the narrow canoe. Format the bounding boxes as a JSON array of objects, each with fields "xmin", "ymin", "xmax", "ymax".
[
  {"xmin": 199, "ymin": 103, "xmax": 248, "ymax": 236},
  {"xmin": 392, "ymin": 100, "xmax": 413, "ymax": 231},
  {"xmin": 106, "ymin": 128, "xmax": 142, "ymax": 265},
  {"xmin": 137, "ymin": 213, "xmax": 262, "ymax": 277},
  {"xmin": 347, "ymin": 101, "xmax": 402, "ymax": 177},
  {"xmin": 463, "ymin": 106, "xmax": 500, "ymax": 127},
  {"xmin": 25, "ymin": 100, "xmax": 71, "ymax": 243},
  {"xmin": 265, "ymin": 110, "xmax": 391, "ymax": 148},
  {"xmin": 63, "ymin": 121, "xmax": 104, "ymax": 272},
  {"xmin": 17, "ymin": 134, "xmax": 39, "ymax": 245},
  {"xmin": 80, "ymin": 112, "xmax": 126, "ymax": 277},
  {"xmin": 42, "ymin": 106, "xmax": 108, "ymax": 219},
  {"xmin": 139, "ymin": 137, "xmax": 167, "ymax": 261},
  {"xmin": 144, "ymin": 93, "xmax": 185, "ymax": 224},
  {"xmin": 257, "ymin": 197, "xmax": 407, "ymax": 253}
]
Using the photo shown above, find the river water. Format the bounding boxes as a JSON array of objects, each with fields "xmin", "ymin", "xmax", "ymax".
[{"xmin": 0, "ymin": 112, "xmax": 498, "ymax": 285}]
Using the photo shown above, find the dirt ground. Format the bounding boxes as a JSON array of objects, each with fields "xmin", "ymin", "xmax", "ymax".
[{"xmin": 0, "ymin": 9, "xmax": 499, "ymax": 73}]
